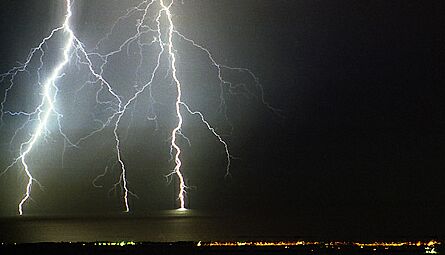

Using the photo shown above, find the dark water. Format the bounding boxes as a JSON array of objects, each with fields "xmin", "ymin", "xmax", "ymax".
[
  {"xmin": 0, "ymin": 209, "xmax": 441, "ymax": 244},
  {"xmin": 0, "ymin": 210, "xmax": 442, "ymax": 254},
  {"xmin": 1, "ymin": 210, "xmax": 296, "ymax": 243}
]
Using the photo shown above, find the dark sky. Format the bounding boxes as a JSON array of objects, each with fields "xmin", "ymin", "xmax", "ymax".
[{"xmin": 0, "ymin": 0, "xmax": 443, "ymax": 239}]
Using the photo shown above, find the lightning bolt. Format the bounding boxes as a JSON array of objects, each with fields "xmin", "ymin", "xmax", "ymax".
[
  {"xmin": 159, "ymin": 0, "xmax": 188, "ymax": 209},
  {"xmin": 98, "ymin": 0, "xmax": 275, "ymax": 210},
  {"xmin": 158, "ymin": 0, "xmax": 277, "ymax": 208},
  {"xmin": 93, "ymin": 0, "xmax": 160, "ymax": 212},
  {"xmin": 0, "ymin": 0, "xmax": 123, "ymax": 215},
  {"xmin": 1, "ymin": 0, "xmax": 276, "ymax": 214},
  {"xmin": 0, "ymin": 0, "xmax": 76, "ymax": 215}
]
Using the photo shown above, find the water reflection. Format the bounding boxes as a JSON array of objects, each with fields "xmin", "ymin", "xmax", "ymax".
[{"xmin": 0, "ymin": 210, "xmax": 251, "ymax": 243}]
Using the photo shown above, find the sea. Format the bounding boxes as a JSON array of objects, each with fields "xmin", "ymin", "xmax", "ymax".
[{"xmin": 0, "ymin": 209, "xmax": 441, "ymax": 254}]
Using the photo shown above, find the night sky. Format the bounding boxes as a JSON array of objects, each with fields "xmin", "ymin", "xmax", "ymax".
[{"xmin": 0, "ymin": 0, "xmax": 443, "ymax": 239}]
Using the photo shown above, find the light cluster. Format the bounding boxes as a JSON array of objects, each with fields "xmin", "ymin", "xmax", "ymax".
[{"xmin": 202, "ymin": 240, "xmax": 441, "ymax": 248}]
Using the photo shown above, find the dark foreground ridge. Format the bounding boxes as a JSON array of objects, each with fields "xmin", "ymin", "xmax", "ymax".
[{"xmin": 0, "ymin": 240, "xmax": 441, "ymax": 255}]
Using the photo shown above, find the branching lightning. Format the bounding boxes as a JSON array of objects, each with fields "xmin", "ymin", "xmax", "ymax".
[
  {"xmin": 0, "ymin": 0, "xmax": 123, "ymax": 214},
  {"xmin": 1, "ymin": 0, "xmax": 276, "ymax": 214},
  {"xmin": 0, "ymin": 0, "xmax": 76, "ymax": 215},
  {"xmin": 117, "ymin": 0, "xmax": 235, "ymax": 209},
  {"xmin": 159, "ymin": 0, "xmax": 188, "ymax": 209}
]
